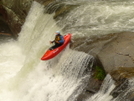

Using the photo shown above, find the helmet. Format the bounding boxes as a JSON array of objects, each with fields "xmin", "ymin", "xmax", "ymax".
[{"xmin": 55, "ymin": 31, "xmax": 60, "ymax": 34}]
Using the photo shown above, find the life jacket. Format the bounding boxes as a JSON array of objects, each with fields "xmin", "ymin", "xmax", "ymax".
[
  {"xmin": 55, "ymin": 35, "xmax": 61, "ymax": 41},
  {"xmin": 55, "ymin": 34, "xmax": 64, "ymax": 43}
]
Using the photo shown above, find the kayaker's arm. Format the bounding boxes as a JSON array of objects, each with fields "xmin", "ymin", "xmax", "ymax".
[
  {"xmin": 50, "ymin": 40, "xmax": 55, "ymax": 43},
  {"xmin": 50, "ymin": 40, "xmax": 59, "ymax": 44}
]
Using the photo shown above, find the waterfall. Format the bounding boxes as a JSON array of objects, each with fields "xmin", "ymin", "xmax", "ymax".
[
  {"xmin": 85, "ymin": 74, "xmax": 115, "ymax": 101},
  {"xmin": 1, "ymin": 0, "xmax": 134, "ymax": 101},
  {"xmin": 85, "ymin": 75, "xmax": 134, "ymax": 101},
  {"xmin": 0, "ymin": 1, "xmax": 94, "ymax": 101}
]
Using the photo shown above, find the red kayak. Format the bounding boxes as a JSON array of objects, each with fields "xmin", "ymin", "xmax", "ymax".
[{"xmin": 41, "ymin": 33, "xmax": 72, "ymax": 60}]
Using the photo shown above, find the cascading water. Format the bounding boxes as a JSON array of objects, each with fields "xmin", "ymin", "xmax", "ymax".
[
  {"xmin": 0, "ymin": 1, "xmax": 94, "ymax": 101},
  {"xmin": 57, "ymin": 0, "xmax": 134, "ymax": 37},
  {"xmin": 85, "ymin": 74, "xmax": 115, "ymax": 101},
  {"xmin": 1, "ymin": 0, "xmax": 134, "ymax": 101}
]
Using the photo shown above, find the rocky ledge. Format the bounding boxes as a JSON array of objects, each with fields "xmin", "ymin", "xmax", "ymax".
[{"xmin": 72, "ymin": 32, "xmax": 134, "ymax": 73}]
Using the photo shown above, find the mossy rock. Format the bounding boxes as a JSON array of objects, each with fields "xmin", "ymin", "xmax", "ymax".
[{"xmin": 93, "ymin": 66, "xmax": 106, "ymax": 80}]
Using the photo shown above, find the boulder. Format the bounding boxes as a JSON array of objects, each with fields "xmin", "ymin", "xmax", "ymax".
[
  {"xmin": 98, "ymin": 32, "xmax": 134, "ymax": 72},
  {"xmin": 72, "ymin": 32, "xmax": 134, "ymax": 73}
]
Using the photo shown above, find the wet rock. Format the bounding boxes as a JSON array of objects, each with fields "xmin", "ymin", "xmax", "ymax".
[
  {"xmin": 98, "ymin": 32, "xmax": 134, "ymax": 72},
  {"xmin": 111, "ymin": 67, "xmax": 134, "ymax": 81},
  {"xmin": 110, "ymin": 67, "xmax": 134, "ymax": 98},
  {"xmin": 42, "ymin": 0, "xmax": 76, "ymax": 19},
  {"xmin": 71, "ymin": 32, "xmax": 134, "ymax": 100},
  {"xmin": 72, "ymin": 32, "xmax": 134, "ymax": 73},
  {"xmin": 111, "ymin": 79, "xmax": 129, "ymax": 98},
  {"xmin": 0, "ymin": 0, "xmax": 32, "ymax": 37},
  {"xmin": 0, "ymin": 0, "xmax": 78, "ymax": 40},
  {"xmin": 77, "ymin": 91, "xmax": 92, "ymax": 101},
  {"xmin": 0, "ymin": 0, "xmax": 74, "ymax": 38},
  {"xmin": 0, "ymin": 33, "xmax": 13, "ymax": 42},
  {"xmin": 77, "ymin": 76, "xmax": 103, "ymax": 101}
]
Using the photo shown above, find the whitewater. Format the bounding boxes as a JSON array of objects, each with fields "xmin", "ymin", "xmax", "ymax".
[
  {"xmin": 1, "ymin": 0, "xmax": 134, "ymax": 101},
  {"xmin": 0, "ymin": 1, "xmax": 94, "ymax": 101}
]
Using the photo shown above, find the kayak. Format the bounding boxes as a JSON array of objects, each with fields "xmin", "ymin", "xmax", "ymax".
[{"xmin": 41, "ymin": 33, "xmax": 72, "ymax": 60}]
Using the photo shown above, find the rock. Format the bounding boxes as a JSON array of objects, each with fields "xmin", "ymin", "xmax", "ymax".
[
  {"xmin": 0, "ymin": 0, "xmax": 74, "ymax": 38},
  {"xmin": 72, "ymin": 32, "xmax": 134, "ymax": 73},
  {"xmin": 110, "ymin": 67, "xmax": 134, "ymax": 82},
  {"xmin": 0, "ymin": 0, "xmax": 32, "ymax": 37},
  {"xmin": 98, "ymin": 32, "xmax": 134, "ymax": 72}
]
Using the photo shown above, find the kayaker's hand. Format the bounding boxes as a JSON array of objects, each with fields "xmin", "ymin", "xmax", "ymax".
[
  {"xmin": 50, "ymin": 41, "xmax": 53, "ymax": 44},
  {"xmin": 55, "ymin": 41, "xmax": 59, "ymax": 43}
]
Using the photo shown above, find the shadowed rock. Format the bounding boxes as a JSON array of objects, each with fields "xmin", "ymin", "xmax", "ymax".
[{"xmin": 0, "ymin": 0, "xmax": 74, "ymax": 38}]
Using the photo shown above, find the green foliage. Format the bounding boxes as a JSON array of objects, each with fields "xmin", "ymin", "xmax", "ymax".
[{"xmin": 94, "ymin": 66, "xmax": 106, "ymax": 80}]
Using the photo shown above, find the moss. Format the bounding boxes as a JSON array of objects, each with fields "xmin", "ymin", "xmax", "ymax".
[{"xmin": 94, "ymin": 66, "xmax": 106, "ymax": 80}]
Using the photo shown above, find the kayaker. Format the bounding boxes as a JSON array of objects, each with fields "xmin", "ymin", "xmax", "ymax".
[{"xmin": 49, "ymin": 31, "xmax": 65, "ymax": 50}]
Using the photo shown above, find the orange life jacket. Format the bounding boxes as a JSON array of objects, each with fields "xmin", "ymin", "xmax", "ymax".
[{"xmin": 55, "ymin": 35, "xmax": 61, "ymax": 41}]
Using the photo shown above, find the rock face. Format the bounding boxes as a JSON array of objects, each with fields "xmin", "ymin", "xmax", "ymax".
[
  {"xmin": 111, "ymin": 67, "xmax": 134, "ymax": 80},
  {"xmin": 72, "ymin": 32, "xmax": 134, "ymax": 100},
  {"xmin": 98, "ymin": 32, "xmax": 134, "ymax": 72},
  {"xmin": 0, "ymin": 0, "xmax": 73, "ymax": 38},
  {"xmin": 72, "ymin": 32, "xmax": 134, "ymax": 73},
  {"xmin": 0, "ymin": 0, "xmax": 32, "ymax": 37}
]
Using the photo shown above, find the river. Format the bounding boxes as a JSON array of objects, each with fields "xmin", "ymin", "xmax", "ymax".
[{"xmin": 0, "ymin": 0, "xmax": 134, "ymax": 101}]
